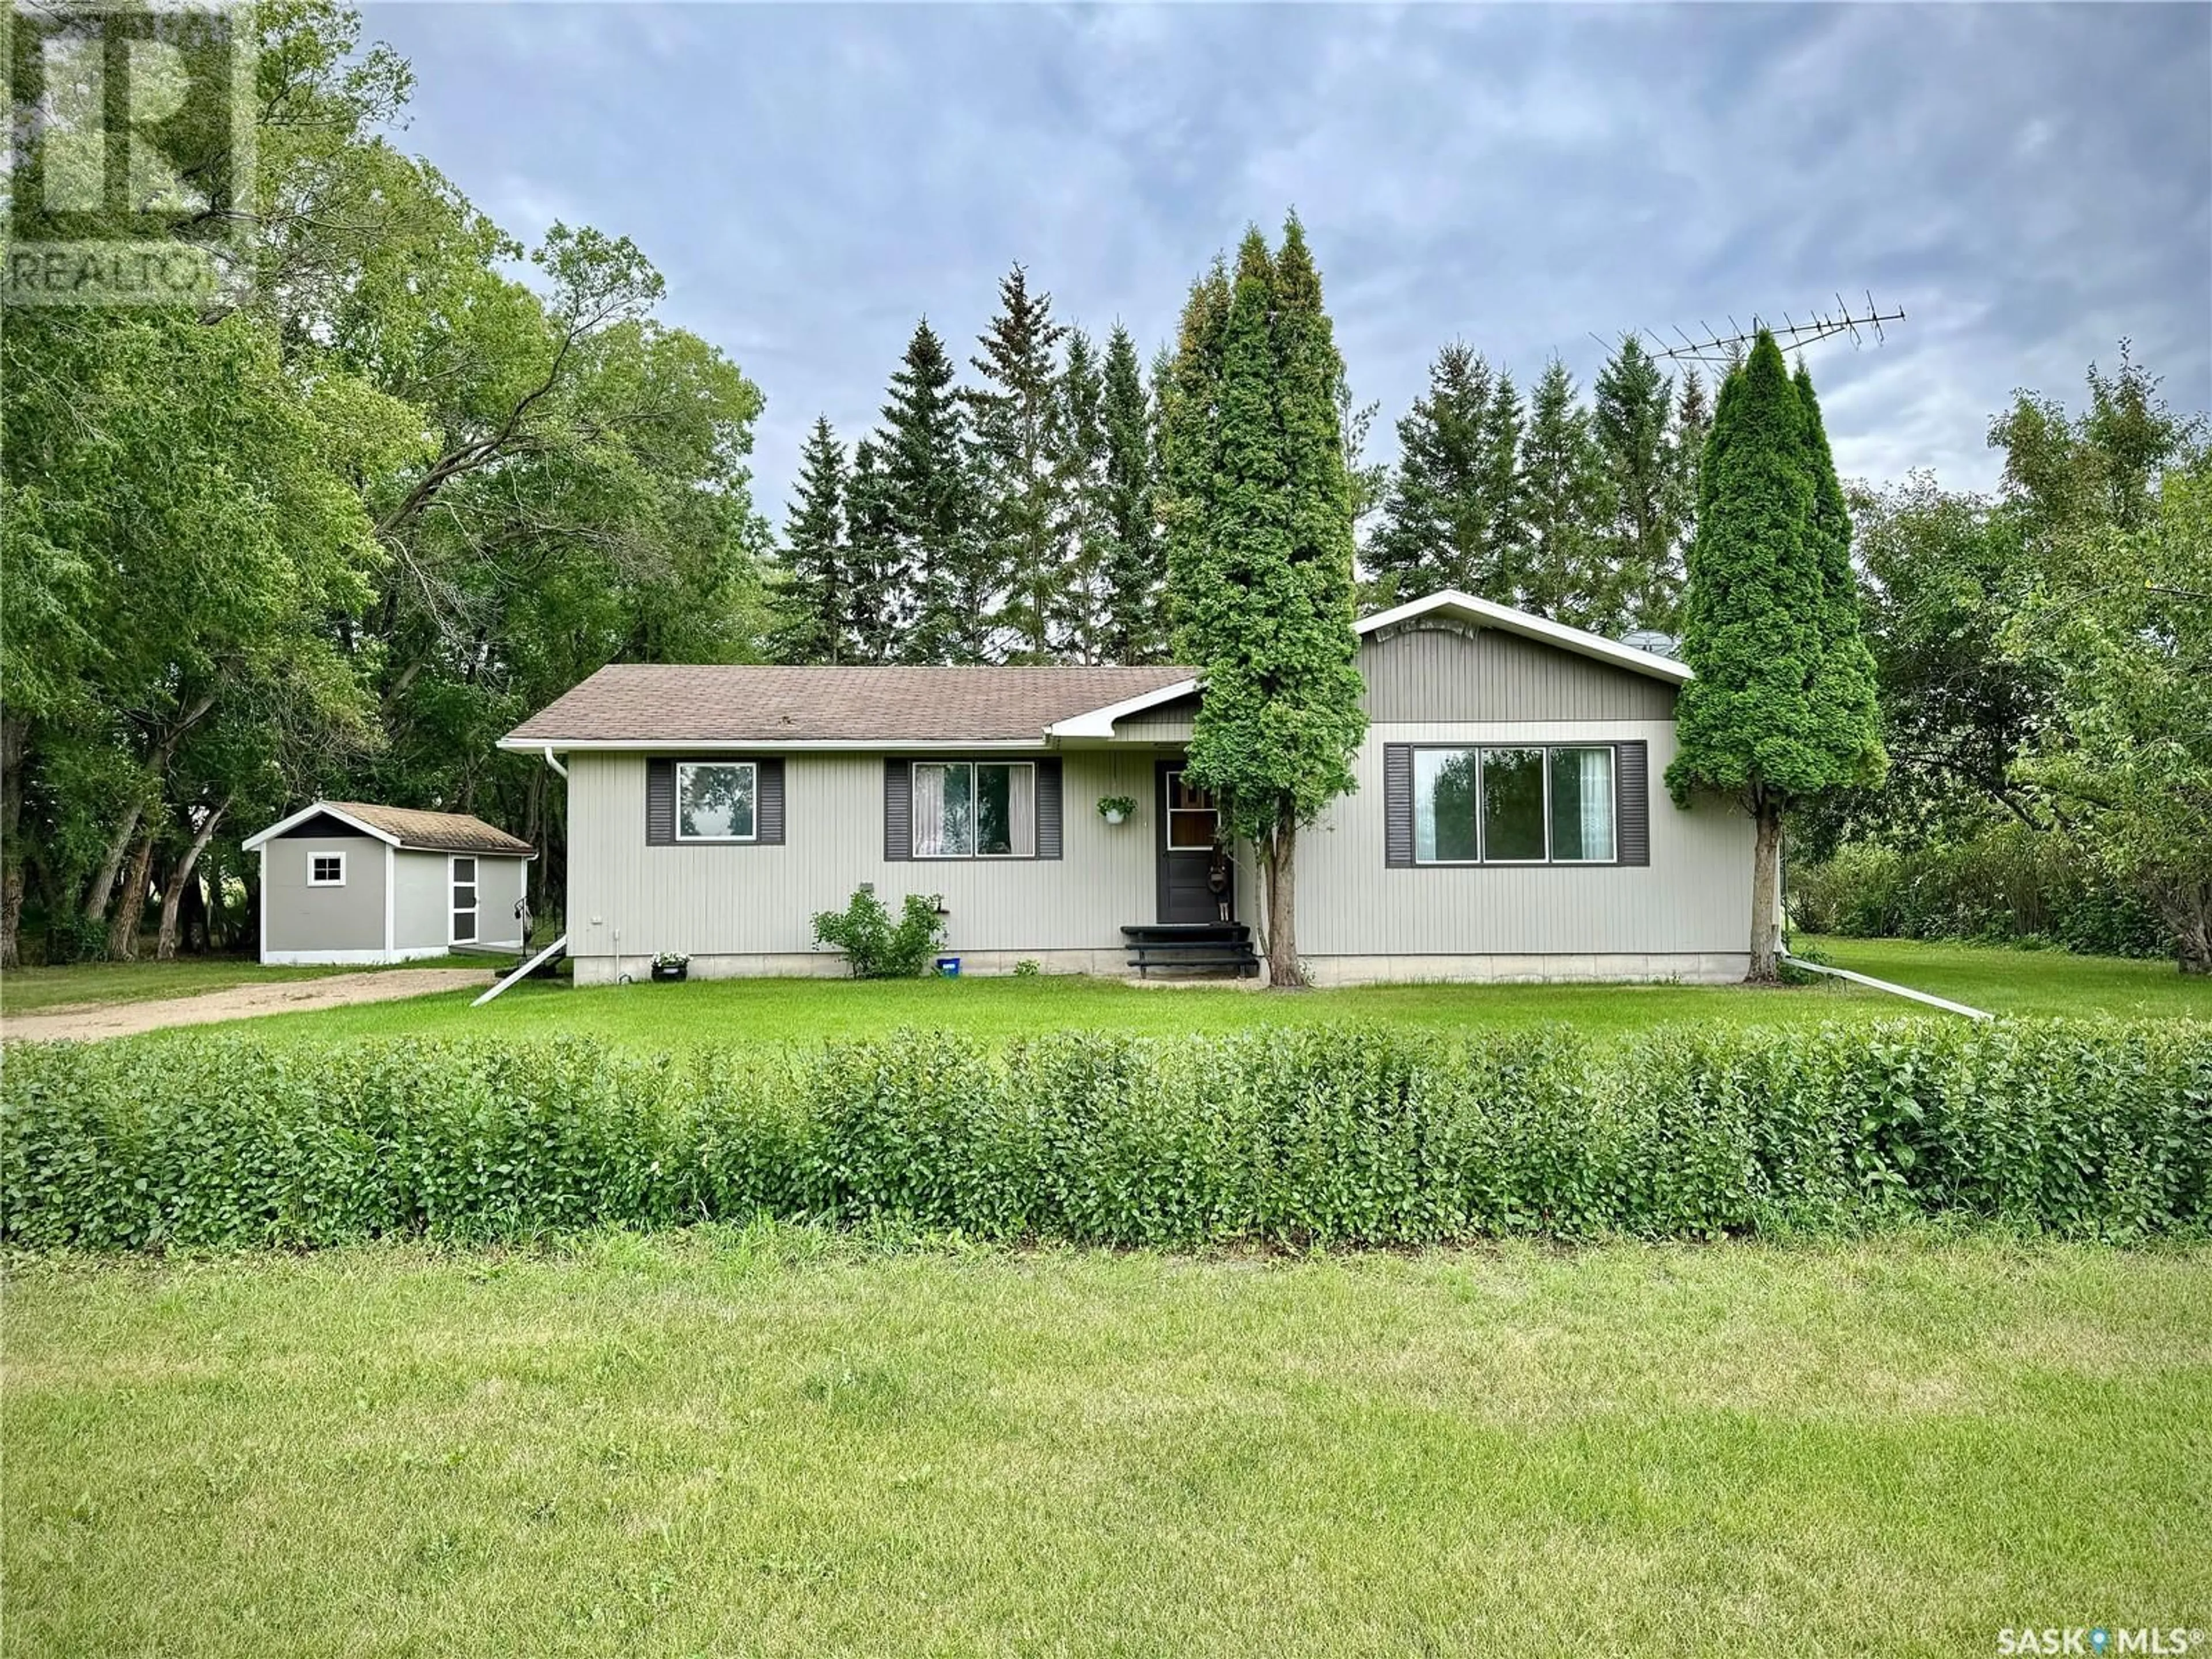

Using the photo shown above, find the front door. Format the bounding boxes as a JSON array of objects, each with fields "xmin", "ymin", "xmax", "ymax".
[{"xmin": 1157, "ymin": 763, "xmax": 1228, "ymax": 924}]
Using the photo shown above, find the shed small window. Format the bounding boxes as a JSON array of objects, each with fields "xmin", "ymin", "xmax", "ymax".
[
  {"xmin": 677, "ymin": 761, "xmax": 757, "ymax": 842},
  {"xmin": 308, "ymin": 853, "xmax": 346, "ymax": 887}
]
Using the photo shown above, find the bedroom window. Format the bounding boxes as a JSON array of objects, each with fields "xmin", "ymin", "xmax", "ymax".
[
  {"xmin": 914, "ymin": 761, "xmax": 1036, "ymax": 858},
  {"xmin": 676, "ymin": 760, "xmax": 757, "ymax": 842},
  {"xmin": 1412, "ymin": 745, "xmax": 1616, "ymax": 865},
  {"xmin": 308, "ymin": 853, "xmax": 346, "ymax": 886}
]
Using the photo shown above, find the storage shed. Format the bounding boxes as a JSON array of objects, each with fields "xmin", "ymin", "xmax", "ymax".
[{"xmin": 243, "ymin": 802, "xmax": 535, "ymax": 965}]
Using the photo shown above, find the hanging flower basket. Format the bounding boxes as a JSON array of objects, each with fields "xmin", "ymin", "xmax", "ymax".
[{"xmin": 1097, "ymin": 795, "xmax": 1138, "ymax": 827}]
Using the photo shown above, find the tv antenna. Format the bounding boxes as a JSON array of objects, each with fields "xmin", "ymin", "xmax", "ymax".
[{"xmin": 1600, "ymin": 293, "xmax": 1907, "ymax": 369}]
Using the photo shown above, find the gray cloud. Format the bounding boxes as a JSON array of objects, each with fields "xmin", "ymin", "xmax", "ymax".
[{"xmin": 361, "ymin": 2, "xmax": 2210, "ymax": 522}]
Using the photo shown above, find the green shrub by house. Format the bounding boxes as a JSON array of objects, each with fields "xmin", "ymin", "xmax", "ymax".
[{"xmin": 3, "ymin": 1021, "xmax": 2206, "ymax": 1249}]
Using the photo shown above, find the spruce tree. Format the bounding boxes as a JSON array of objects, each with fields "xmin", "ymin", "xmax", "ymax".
[
  {"xmin": 881, "ymin": 319, "xmax": 983, "ymax": 664},
  {"xmin": 1667, "ymin": 368, "xmax": 1711, "ymax": 596},
  {"xmin": 1594, "ymin": 334, "xmax": 1684, "ymax": 634},
  {"xmin": 1666, "ymin": 332, "xmax": 1885, "ymax": 980},
  {"xmin": 1368, "ymin": 344, "xmax": 1525, "ymax": 608},
  {"xmin": 1517, "ymin": 356, "xmax": 1611, "ymax": 630},
  {"xmin": 967, "ymin": 265, "xmax": 1069, "ymax": 662},
  {"xmin": 1099, "ymin": 322, "xmax": 1165, "ymax": 661},
  {"xmin": 1052, "ymin": 325, "xmax": 1112, "ymax": 661},
  {"xmin": 775, "ymin": 416, "xmax": 849, "ymax": 664},
  {"xmin": 1162, "ymin": 217, "xmax": 1367, "ymax": 988},
  {"xmin": 842, "ymin": 436, "xmax": 906, "ymax": 665}
]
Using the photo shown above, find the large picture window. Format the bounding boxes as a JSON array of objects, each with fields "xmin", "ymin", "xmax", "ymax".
[
  {"xmin": 1412, "ymin": 745, "xmax": 1616, "ymax": 865},
  {"xmin": 677, "ymin": 760, "xmax": 757, "ymax": 842},
  {"xmin": 914, "ymin": 761, "xmax": 1036, "ymax": 858}
]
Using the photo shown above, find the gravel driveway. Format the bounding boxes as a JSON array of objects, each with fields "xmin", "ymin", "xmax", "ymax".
[{"xmin": 2, "ymin": 968, "xmax": 490, "ymax": 1043}]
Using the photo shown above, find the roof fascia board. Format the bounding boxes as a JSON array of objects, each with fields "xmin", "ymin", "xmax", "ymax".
[
  {"xmin": 1045, "ymin": 677, "xmax": 1202, "ymax": 740},
  {"xmin": 496, "ymin": 737, "xmax": 1055, "ymax": 755},
  {"xmin": 241, "ymin": 801, "xmax": 400, "ymax": 851}
]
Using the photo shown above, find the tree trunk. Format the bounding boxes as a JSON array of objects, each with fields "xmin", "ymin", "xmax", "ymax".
[
  {"xmin": 81, "ymin": 802, "xmax": 143, "ymax": 928},
  {"xmin": 0, "ymin": 712, "xmax": 25, "ymax": 969},
  {"xmin": 1748, "ymin": 797, "xmax": 1784, "ymax": 984},
  {"xmin": 157, "ymin": 799, "xmax": 229, "ymax": 960},
  {"xmin": 1263, "ymin": 819, "xmax": 1305, "ymax": 990},
  {"xmin": 2157, "ymin": 878, "xmax": 2212, "ymax": 975},
  {"xmin": 107, "ymin": 828, "xmax": 157, "ymax": 961}
]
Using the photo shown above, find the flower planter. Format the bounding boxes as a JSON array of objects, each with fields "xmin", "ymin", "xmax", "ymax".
[
  {"xmin": 651, "ymin": 961, "xmax": 688, "ymax": 983},
  {"xmin": 1101, "ymin": 808, "xmax": 1128, "ymax": 825}
]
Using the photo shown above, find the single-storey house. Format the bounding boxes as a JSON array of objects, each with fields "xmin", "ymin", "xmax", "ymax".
[
  {"xmin": 243, "ymin": 801, "xmax": 535, "ymax": 965},
  {"xmin": 498, "ymin": 590, "xmax": 1756, "ymax": 986}
]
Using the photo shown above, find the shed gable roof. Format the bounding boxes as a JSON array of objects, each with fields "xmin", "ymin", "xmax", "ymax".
[{"xmin": 244, "ymin": 801, "xmax": 534, "ymax": 857}]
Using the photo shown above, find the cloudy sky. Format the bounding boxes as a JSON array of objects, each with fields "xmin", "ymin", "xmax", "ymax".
[{"xmin": 361, "ymin": 2, "xmax": 2210, "ymax": 525}]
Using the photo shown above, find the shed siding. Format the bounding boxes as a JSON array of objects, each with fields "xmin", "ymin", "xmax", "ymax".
[
  {"xmin": 470, "ymin": 854, "xmax": 529, "ymax": 948},
  {"xmin": 392, "ymin": 850, "xmax": 446, "ymax": 949},
  {"xmin": 567, "ymin": 748, "xmax": 1173, "ymax": 961},
  {"xmin": 1359, "ymin": 624, "xmax": 1678, "ymax": 723},
  {"xmin": 263, "ymin": 835, "xmax": 386, "ymax": 953},
  {"xmin": 1295, "ymin": 718, "xmax": 1753, "ymax": 959}
]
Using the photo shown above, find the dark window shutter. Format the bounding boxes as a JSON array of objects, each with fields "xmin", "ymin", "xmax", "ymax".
[
  {"xmin": 1616, "ymin": 741, "xmax": 1650, "ymax": 866},
  {"xmin": 646, "ymin": 759, "xmax": 675, "ymax": 845},
  {"xmin": 757, "ymin": 758, "xmax": 785, "ymax": 845},
  {"xmin": 884, "ymin": 758, "xmax": 912, "ymax": 860},
  {"xmin": 1036, "ymin": 758, "xmax": 1063, "ymax": 859},
  {"xmin": 1384, "ymin": 744, "xmax": 1414, "ymax": 868}
]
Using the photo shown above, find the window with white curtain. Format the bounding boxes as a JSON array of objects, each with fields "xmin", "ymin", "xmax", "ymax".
[
  {"xmin": 914, "ymin": 762, "xmax": 1036, "ymax": 858},
  {"xmin": 1411, "ymin": 744, "xmax": 1617, "ymax": 865},
  {"xmin": 1548, "ymin": 747, "xmax": 1616, "ymax": 862}
]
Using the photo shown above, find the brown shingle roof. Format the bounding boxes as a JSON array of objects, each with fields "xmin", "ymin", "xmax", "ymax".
[
  {"xmin": 503, "ymin": 664, "xmax": 1197, "ymax": 746},
  {"xmin": 324, "ymin": 802, "xmax": 535, "ymax": 857}
]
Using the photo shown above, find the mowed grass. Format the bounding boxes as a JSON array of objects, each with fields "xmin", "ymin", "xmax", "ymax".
[
  {"xmin": 6, "ymin": 1234, "xmax": 2207, "ymax": 1657},
  {"xmin": 0, "ymin": 953, "xmax": 461, "ymax": 1015},
  {"xmin": 105, "ymin": 934, "xmax": 2210, "ymax": 1048}
]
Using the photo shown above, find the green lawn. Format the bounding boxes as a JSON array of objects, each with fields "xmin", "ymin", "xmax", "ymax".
[
  {"xmin": 6, "ymin": 1233, "xmax": 2206, "ymax": 1657},
  {"xmin": 93, "ymin": 934, "xmax": 2204, "ymax": 1047},
  {"xmin": 0, "ymin": 954, "xmax": 462, "ymax": 1015}
]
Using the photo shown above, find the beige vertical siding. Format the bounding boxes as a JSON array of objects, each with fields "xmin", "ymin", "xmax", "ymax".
[
  {"xmin": 567, "ymin": 749, "xmax": 1176, "ymax": 962},
  {"xmin": 1296, "ymin": 718, "xmax": 1753, "ymax": 958},
  {"xmin": 1359, "ymin": 624, "xmax": 1679, "ymax": 722},
  {"xmin": 263, "ymin": 835, "xmax": 385, "ymax": 952}
]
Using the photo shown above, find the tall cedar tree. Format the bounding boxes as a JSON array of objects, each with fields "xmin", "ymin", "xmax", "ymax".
[
  {"xmin": 776, "ymin": 416, "xmax": 849, "ymax": 662},
  {"xmin": 967, "ymin": 266, "xmax": 1068, "ymax": 661},
  {"xmin": 1099, "ymin": 323, "xmax": 1166, "ymax": 661},
  {"xmin": 1517, "ymin": 356, "xmax": 1612, "ymax": 628},
  {"xmin": 1666, "ymin": 333, "xmax": 1885, "ymax": 979},
  {"xmin": 882, "ymin": 320, "xmax": 983, "ymax": 663},
  {"xmin": 1593, "ymin": 334, "xmax": 1684, "ymax": 635},
  {"xmin": 1053, "ymin": 327, "xmax": 1113, "ymax": 661},
  {"xmin": 1162, "ymin": 218, "xmax": 1367, "ymax": 987},
  {"xmin": 843, "ymin": 437, "xmax": 906, "ymax": 665},
  {"xmin": 1368, "ymin": 344, "xmax": 1525, "ymax": 608}
]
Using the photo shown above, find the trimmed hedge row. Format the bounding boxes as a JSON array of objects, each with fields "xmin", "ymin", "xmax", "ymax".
[{"xmin": 4, "ymin": 1021, "xmax": 2208, "ymax": 1249}]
